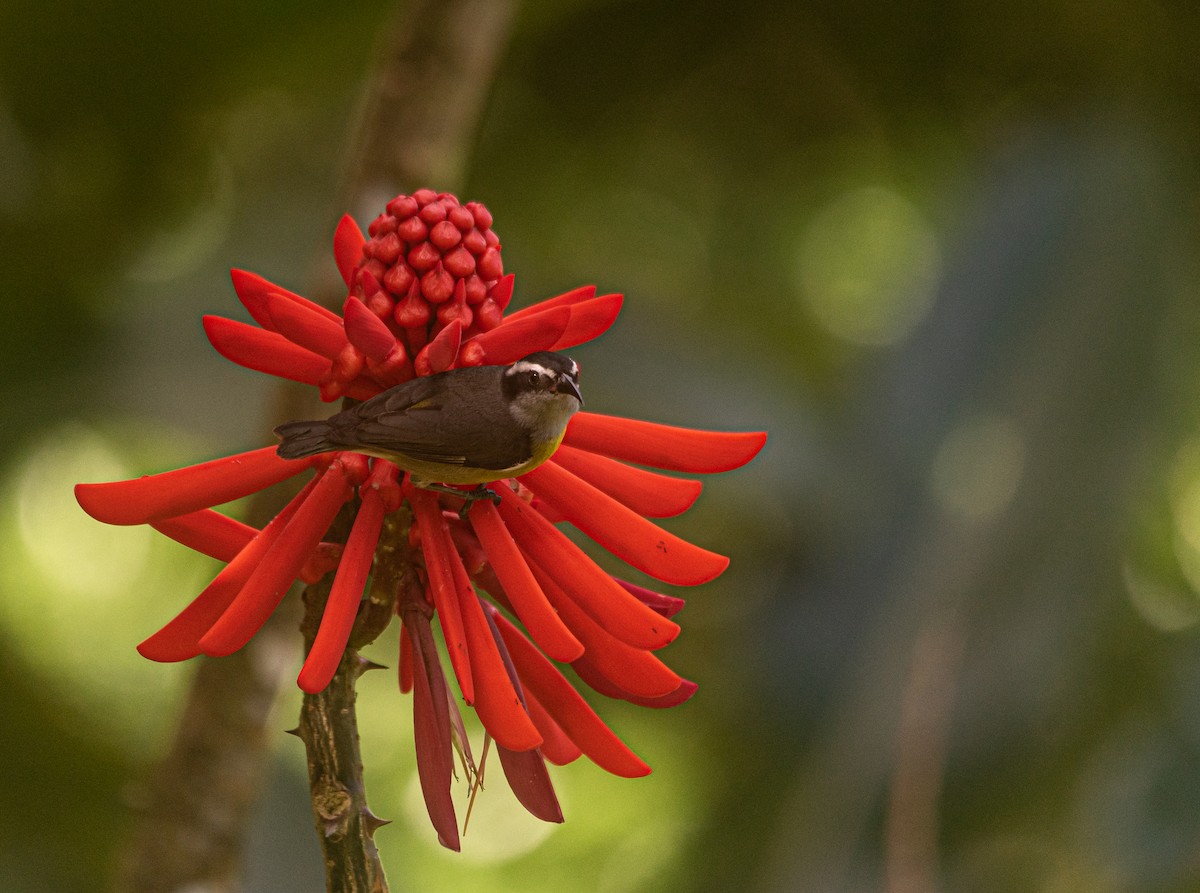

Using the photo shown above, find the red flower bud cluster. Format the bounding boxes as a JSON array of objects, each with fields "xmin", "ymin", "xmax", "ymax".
[{"xmin": 358, "ymin": 189, "xmax": 506, "ymax": 340}]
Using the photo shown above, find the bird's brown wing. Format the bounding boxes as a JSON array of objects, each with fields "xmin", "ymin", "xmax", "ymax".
[{"xmin": 330, "ymin": 367, "xmax": 530, "ymax": 470}]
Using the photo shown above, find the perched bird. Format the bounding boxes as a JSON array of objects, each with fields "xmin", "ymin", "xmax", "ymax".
[{"xmin": 274, "ymin": 351, "xmax": 583, "ymax": 487}]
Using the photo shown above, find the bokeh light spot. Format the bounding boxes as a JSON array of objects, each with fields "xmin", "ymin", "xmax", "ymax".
[
  {"xmin": 930, "ymin": 414, "xmax": 1025, "ymax": 522},
  {"xmin": 796, "ymin": 186, "xmax": 941, "ymax": 345},
  {"xmin": 14, "ymin": 424, "xmax": 151, "ymax": 598},
  {"xmin": 1122, "ymin": 562, "xmax": 1200, "ymax": 632},
  {"xmin": 1164, "ymin": 437, "xmax": 1200, "ymax": 603},
  {"xmin": 0, "ymin": 424, "xmax": 205, "ymax": 747}
]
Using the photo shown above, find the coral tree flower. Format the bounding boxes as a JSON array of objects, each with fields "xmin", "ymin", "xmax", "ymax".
[{"xmin": 75, "ymin": 190, "xmax": 765, "ymax": 850}]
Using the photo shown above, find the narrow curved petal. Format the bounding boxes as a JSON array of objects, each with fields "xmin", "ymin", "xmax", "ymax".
[
  {"xmin": 489, "ymin": 273, "xmax": 515, "ymax": 312},
  {"xmin": 467, "ymin": 500, "xmax": 584, "ymax": 663},
  {"xmin": 523, "ymin": 686, "xmax": 582, "ymax": 766},
  {"xmin": 492, "ymin": 609, "xmax": 651, "ymax": 778},
  {"xmin": 297, "ymin": 484, "xmax": 387, "ymax": 693},
  {"xmin": 629, "ymin": 678, "xmax": 699, "ymax": 709},
  {"xmin": 203, "ymin": 316, "xmax": 379, "ymax": 401},
  {"xmin": 527, "ymin": 560, "xmax": 681, "ymax": 698},
  {"xmin": 496, "ymin": 744, "xmax": 563, "ymax": 824},
  {"xmin": 406, "ymin": 615, "xmax": 461, "ymax": 851},
  {"xmin": 230, "ymin": 269, "xmax": 342, "ymax": 329},
  {"xmin": 137, "ymin": 478, "xmax": 316, "ymax": 661},
  {"xmin": 416, "ymin": 318, "xmax": 462, "ymax": 375},
  {"xmin": 75, "ymin": 445, "xmax": 310, "ymax": 526},
  {"xmin": 343, "ymin": 296, "xmax": 397, "ymax": 362},
  {"xmin": 550, "ymin": 293, "xmax": 623, "ymax": 351},
  {"xmin": 264, "ymin": 289, "xmax": 350, "ymax": 360},
  {"xmin": 398, "ymin": 621, "xmax": 414, "ymax": 694},
  {"xmin": 563, "ymin": 412, "xmax": 767, "ymax": 473},
  {"xmin": 333, "ymin": 214, "xmax": 365, "ymax": 289},
  {"xmin": 410, "ymin": 489, "xmax": 474, "ymax": 704},
  {"xmin": 456, "ymin": 589, "xmax": 542, "ymax": 752},
  {"xmin": 151, "ymin": 509, "xmax": 255, "ymax": 562},
  {"xmin": 494, "ymin": 485, "xmax": 679, "ymax": 650},
  {"xmin": 572, "ymin": 656, "xmax": 699, "ymax": 709},
  {"xmin": 548, "ymin": 446, "xmax": 702, "ymax": 518},
  {"xmin": 616, "ymin": 578, "xmax": 686, "ymax": 618},
  {"xmin": 464, "ymin": 306, "xmax": 570, "ymax": 365},
  {"xmin": 504, "ymin": 285, "xmax": 596, "ymax": 320},
  {"xmin": 521, "ymin": 461, "xmax": 730, "ymax": 586},
  {"xmin": 480, "ymin": 607, "xmax": 564, "ymax": 824},
  {"xmin": 200, "ymin": 462, "xmax": 352, "ymax": 657}
]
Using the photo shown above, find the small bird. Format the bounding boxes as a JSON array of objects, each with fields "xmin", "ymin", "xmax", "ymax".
[{"xmin": 274, "ymin": 351, "xmax": 583, "ymax": 487}]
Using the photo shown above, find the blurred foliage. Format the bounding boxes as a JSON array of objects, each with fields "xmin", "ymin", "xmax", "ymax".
[{"xmin": 2, "ymin": 0, "xmax": 1200, "ymax": 891}]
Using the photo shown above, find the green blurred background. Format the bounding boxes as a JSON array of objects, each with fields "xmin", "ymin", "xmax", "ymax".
[{"xmin": 3, "ymin": 1, "xmax": 1200, "ymax": 890}]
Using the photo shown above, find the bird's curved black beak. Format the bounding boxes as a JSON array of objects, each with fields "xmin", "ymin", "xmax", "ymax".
[{"xmin": 556, "ymin": 376, "xmax": 584, "ymax": 406}]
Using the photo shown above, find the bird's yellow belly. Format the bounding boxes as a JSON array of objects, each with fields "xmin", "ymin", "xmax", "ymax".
[{"xmin": 357, "ymin": 428, "xmax": 567, "ymax": 485}]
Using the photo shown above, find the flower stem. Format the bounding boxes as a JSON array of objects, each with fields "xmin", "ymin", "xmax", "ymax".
[
  {"xmin": 296, "ymin": 509, "xmax": 418, "ymax": 891},
  {"xmin": 296, "ymin": 644, "xmax": 390, "ymax": 893}
]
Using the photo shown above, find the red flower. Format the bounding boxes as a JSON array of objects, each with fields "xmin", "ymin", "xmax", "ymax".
[{"xmin": 75, "ymin": 189, "xmax": 765, "ymax": 850}]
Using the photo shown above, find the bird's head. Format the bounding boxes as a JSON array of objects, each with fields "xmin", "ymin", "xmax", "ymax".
[{"xmin": 503, "ymin": 351, "xmax": 583, "ymax": 437}]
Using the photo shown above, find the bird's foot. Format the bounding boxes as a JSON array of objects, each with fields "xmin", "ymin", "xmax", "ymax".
[{"xmin": 414, "ymin": 481, "xmax": 503, "ymax": 519}]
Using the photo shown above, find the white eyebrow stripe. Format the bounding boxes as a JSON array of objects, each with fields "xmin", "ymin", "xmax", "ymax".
[{"xmin": 509, "ymin": 361, "xmax": 554, "ymax": 377}]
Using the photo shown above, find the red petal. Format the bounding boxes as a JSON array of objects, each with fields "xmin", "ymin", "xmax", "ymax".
[
  {"xmin": 296, "ymin": 485, "xmax": 387, "ymax": 693},
  {"xmin": 521, "ymin": 462, "xmax": 729, "ymax": 586},
  {"xmin": 457, "ymin": 588, "xmax": 543, "ymax": 752},
  {"xmin": 616, "ymin": 578, "xmax": 686, "ymax": 618},
  {"xmin": 199, "ymin": 462, "xmax": 352, "ymax": 657},
  {"xmin": 406, "ymin": 615, "xmax": 461, "ymax": 851},
  {"xmin": 551, "ymin": 293, "xmax": 623, "ymax": 351},
  {"xmin": 204, "ymin": 316, "xmax": 380, "ymax": 401},
  {"xmin": 490, "ymin": 273, "xmax": 515, "ymax": 311},
  {"xmin": 464, "ymin": 306, "xmax": 571, "ymax": 365},
  {"xmin": 75, "ymin": 445, "xmax": 310, "ymax": 526},
  {"xmin": 467, "ymin": 500, "xmax": 583, "ymax": 662},
  {"xmin": 572, "ymin": 655, "xmax": 698, "ymax": 708},
  {"xmin": 409, "ymin": 489, "xmax": 474, "ymax": 704},
  {"xmin": 333, "ymin": 214, "xmax": 365, "ymax": 289},
  {"xmin": 137, "ymin": 478, "xmax": 315, "ymax": 661},
  {"xmin": 564, "ymin": 412, "xmax": 767, "ymax": 473},
  {"xmin": 492, "ymin": 610, "xmax": 651, "ymax": 778},
  {"xmin": 524, "ymin": 686, "xmax": 582, "ymax": 766},
  {"xmin": 343, "ymin": 296, "xmax": 397, "ymax": 362},
  {"xmin": 205, "ymin": 314, "xmax": 327, "ymax": 381},
  {"xmin": 504, "ymin": 285, "xmax": 596, "ymax": 320},
  {"xmin": 264, "ymin": 289, "xmax": 350, "ymax": 360},
  {"xmin": 479, "ymin": 607, "xmax": 564, "ymax": 823},
  {"xmin": 229, "ymin": 269, "xmax": 341, "ymax": 329},
  {"xmin": 528, "ymin": 561, "xmax": 681, "ymax": 698},
  {"xmin": 630, "ymin": 678, "xmax": 698, "ymax": 709},
  {"xmin": 493, "ymin": 485, "xmax": 679, "ymax": 650},
  {"xmin": 417, "ymin": 318, "xmax": 462, "ymax": 375},
  {"xmin": 151, "ymin": 509, "xmax": 255, "ymax": 562},
  {"xmin": 549, "ymin": 446, "xmax": 701, "ymax": 518},
  {"xmin": 497, "ymin": 744, "xmax": 564, "ymax": 824},
  {"xmin": 399, "ymin": 621, "xmax": 414, "ymax": 694}
]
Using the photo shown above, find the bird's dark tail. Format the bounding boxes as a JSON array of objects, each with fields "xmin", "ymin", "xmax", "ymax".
[{"xmin": 274, "ymin": 420, "xmax": 339, "ymax": 460}]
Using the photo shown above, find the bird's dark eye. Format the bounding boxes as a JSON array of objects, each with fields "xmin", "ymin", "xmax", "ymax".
[{"xmin": 527, "ymin": 371, "xmax": 541, "ymax": 387}]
